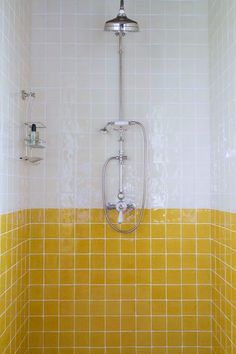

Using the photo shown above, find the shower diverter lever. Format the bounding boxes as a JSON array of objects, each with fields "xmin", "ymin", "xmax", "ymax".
[{"xmin": 107, "ymin": 203, "xmax": 116, "ymax": 210}]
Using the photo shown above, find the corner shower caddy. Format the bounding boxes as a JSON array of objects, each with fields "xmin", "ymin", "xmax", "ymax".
[
  {"xmin": 20, "ymin": 90, "xmax": 46, "ymax": 164},
  {"xmin": 20, "ymin": 121, "xmax": 46, "ymax": 164}
]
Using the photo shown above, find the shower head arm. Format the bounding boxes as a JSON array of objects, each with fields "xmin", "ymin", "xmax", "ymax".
[{"xmin": 120, "ymin": 0, "xmax": 124, "ymax": 11}]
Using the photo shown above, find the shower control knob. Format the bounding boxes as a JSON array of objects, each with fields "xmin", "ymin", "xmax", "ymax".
[
  {"xmin": 127, "ymin": 203, "xmax": 136, "ymax": 210},
  {"xmin": 107, "ymin": 203, "xmax": 116, "ymax": 210}
]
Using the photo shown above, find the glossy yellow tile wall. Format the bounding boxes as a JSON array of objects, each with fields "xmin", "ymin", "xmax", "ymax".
[
  {"xmin": 212, "ymin": 210, "xmax": 236, "ymax": 353},
  {"xmin": 0, "ymin": 210, "xmax": 29, "ymax": 353},
  {"xmin": 28, "ymin": 208, "xmax": 212, "ymax": 353}
]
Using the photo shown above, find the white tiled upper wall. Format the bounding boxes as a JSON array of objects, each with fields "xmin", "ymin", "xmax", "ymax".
[
  {"xmin": 0, "ymin": 0, "xmax": 31, "ymax": 213},
  {"xmin": 29, "ymin": 0, "xmax": 210, "ymax": 209},
  {"xmin": 209, "ymin": 0, "xmax": 236, "ymax": 212}
]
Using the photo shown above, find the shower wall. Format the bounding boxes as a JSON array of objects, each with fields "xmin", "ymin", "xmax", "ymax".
[
  {"xmin": 0, "ymin": 0, "xmax": 30, "ymax": 213},
  {"xmin": 209, "ymin": 0, "xmax": 236, "ymax": 212},
  {"xmin": 29, "ymin": 208, "xmax": 212, "ymax": 353},
  {"xmin": 30, "ymin": 0, "xmax": 210, "ymax": 210},
  {"xmin": 0, "ymin": 0, "xmax": 31, "ymax": 352},
  {"xmin": 28, "ymin": 1, "xmax": 212, "ymax": 353},
  {"xmin": 209, "ymin": 0, "xmax": 236, "ymax": 352},
  {"xmin": 6, "ymin": 0, "xmax": 236, "ymax": 353}
]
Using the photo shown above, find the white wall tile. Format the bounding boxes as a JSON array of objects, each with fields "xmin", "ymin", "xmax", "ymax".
[
  {"xmin": 29, "ymin": 0, "xmax": 210, "ymax": 209},
  {"xmin": 209, "ymin": 0, "xmax": 236, "ymax": 212},
  {"xmin": 0, "ymin": 0, "xmax": 31, "ymax": 213}
]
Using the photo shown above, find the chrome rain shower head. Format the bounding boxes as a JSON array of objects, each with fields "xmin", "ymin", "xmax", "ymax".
[{"xmin": 104, "ymin": 0, "xmax": 139, "ymax": 34}]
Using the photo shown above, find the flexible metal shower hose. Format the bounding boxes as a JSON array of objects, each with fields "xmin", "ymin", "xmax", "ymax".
[{"xmin": 102, "ymin": 121, "xmax": 147, "ymax": 234}]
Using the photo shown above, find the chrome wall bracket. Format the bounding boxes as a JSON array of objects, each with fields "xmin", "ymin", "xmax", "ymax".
[{"xmin": 21, "ymin": 90, "xmax": 36, "ymax": 100}]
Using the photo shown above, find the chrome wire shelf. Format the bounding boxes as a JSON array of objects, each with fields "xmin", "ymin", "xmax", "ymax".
[
  {"xmin": 24, "ymin": 122, "xmax": 46, "ymax": 128},
  {"xmin": 20, "ymin": 120, "xmax": 46, "ymax": 164},
  {"xmin": 20, "ymin": 156, "xmax": 43, "ymax": 164}
]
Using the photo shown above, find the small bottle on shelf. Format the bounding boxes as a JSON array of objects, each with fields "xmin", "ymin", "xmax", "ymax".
[{"xmin": 30, "ymin": 124, "xmax": 36, "ymax": 145}]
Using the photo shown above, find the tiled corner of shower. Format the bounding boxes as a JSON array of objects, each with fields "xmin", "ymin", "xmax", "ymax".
[
  {"xmin": 209, "ymin": 0, "xmax": 236, "ymax": 352},
  {"xmin": 0, "ymin": 0, "xmax": 31, "ymax": 353},
  {"xmin": 2, "ymin": 0, "xmax": 236, "ymax": 353},
  {"xmin": 0, "ymin": 210, "xmax": 30, "ymax": 353}
]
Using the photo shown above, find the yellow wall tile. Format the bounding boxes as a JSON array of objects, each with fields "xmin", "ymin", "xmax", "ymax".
[
  {"xmin": 136, "ymin": 224, "xmax": 150, "ymax": 238},
  {"xmin": 151, "ymin": 209, "xmax": 166, "ymax": 223},
  {"xmin": 60, "ymin": 270, "xmax": 74, "ymax": 284},
  {"xmin": 197, "ymin": 209, "xmax": 211, "ymax": 223},
  {"xmin": 60, "ymin": 208, "xmax": 75, "ymax": 223},
  {"xmin": 45, "ymin": 224, "xmax": 60, "ymax": 238},
  {"xmin": 106, "ymin": 239, "xmax": 120, "ymax": 253},
  {"xmin": 44, "ymin": 317, "xmax": 58, "ymax": 331},
  {"xmin": 75, "ymin": 255, "xmax": 89, "ymax": 268},
  {"xmin": 90, "ymin": 285, "xmax": 104, "ymax": 300},
  {"xmin": 45, "ymin": 255, "xmax": 59, "ymax": 269},
  {"xmin": 60, "ymin": 255, "xmax": 74, "ymax": 268},
  {"xmin": 91, "ymin": 317, "xmax": 105, "ymax": 331},
  {"xmin": 75, "ymin": 208, "xmax": 89, "ymax": 223},
  {"xmin": 60, "ymin": 286, "xmax": 74, "ymax": 300},
  {"xmin": 90, "ymin": 209, "xmax": 105, "ymax": 223},
  {"xmin": 31, "ymin": 224, "xmax": 45, "ymax": 238},
  {"xmin": 60, "ymin": 239, "xmax": 74, "ymax": 253},
  {"xmin": 7, "ymin": 207, "xmax": 216, "ymax": 352},
  {"xmin": 31, "ymin": 209, "xmax": 44, "ymax": 223},
  {"xmin": 29, "ymin": 317, "xmax": 43, "ymax": 331},
  {"xmin": 106, "ymin": 270, "xmax": 120, "ymax": 284},
  {"xmin": 182, "ymin": 224, "xmax": 196, "ymax": 238},
  {"xmin": 152, "ymin": 331, "xmax": 166, "ymax": 346},
  {"xmin": 151, "ymin": 224, "xmax": 165, "ymax": 237},
  {"xmin": 153, "ymin": 255, "xmax": 166, "ymax": 268},
  {"xmin": 166, "ymin": 239, "xmax": 180, "ymax": 253},
  {"xmin": 106, "ymin": 332, "xmax": 120, "ymax": 347},
  {"xmin": 75, "ymin": 239, "xmax": 89, "ymax": 253},
  {"xmin": 90, "ymin": 332, "xmax": 105, "ymax": 347},
  {"xmin": 45, "ymin": 208, "xmax": 60, "ymax": 223},
  {"xmin": 45, "ymin": 239, "xmax": 58, "ymax": 253},
  {"xmin": 182, "ymin": 209, "xmax": 197, "ymax": 223},
  {"xmin": 152, "ymin": 239, "xmax": 165, "ymax": 253},
  {"xmin": 121, "ymin": 285, "xmax": 135, "ymax": 299},
  {"xmin": 75, "ymin": 284, "xmax": 89, "ymax": 300},
  {"xmin": 75, "ymin": 316, "xmax": 89, "ymax": 331},
  {"xmin": 44, "ymin": 332, "xmax": 58, "ymax": 347},
  {"xmin": 166, "ymin": 224, "xmax": 181, "ymax": 237},
  {"xmin": 105, "ymin": 255, "xmax": 121, "ymax": 269},
  {"xmin": 90, "ymin": 301, "xmax": 105, "ymax": 315},
  {"xmin": 91, "ymin": 255, "xmax": 104, "ymax": 268},
  {"xmin": 75, "ymin": 224, "xmax": 89, "ymax": 238},
  {"xmin": 44, "ymin": 301, "xmax": 59, "ymax": 315},
  {"xmin": 44, "ymin": 286, "xmax": 58, "ymax": 300},
  {"xmin": 75, "ymin": 332, "xmax": 89, "ymax": 347}
]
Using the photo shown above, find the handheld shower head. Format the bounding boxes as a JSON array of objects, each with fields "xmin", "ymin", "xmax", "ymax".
[
  {"xmin": 104, "ymin": 0, "xmax": 139, "ymax": 34},
  {"xmin": 99, "ymin": 122, "xmax": 116, "ymax": 134}
]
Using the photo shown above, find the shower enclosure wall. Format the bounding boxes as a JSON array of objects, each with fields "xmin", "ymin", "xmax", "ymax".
[{"xmin": 0, "ymin": 0, "xmax": 235, "ymax": 353}]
